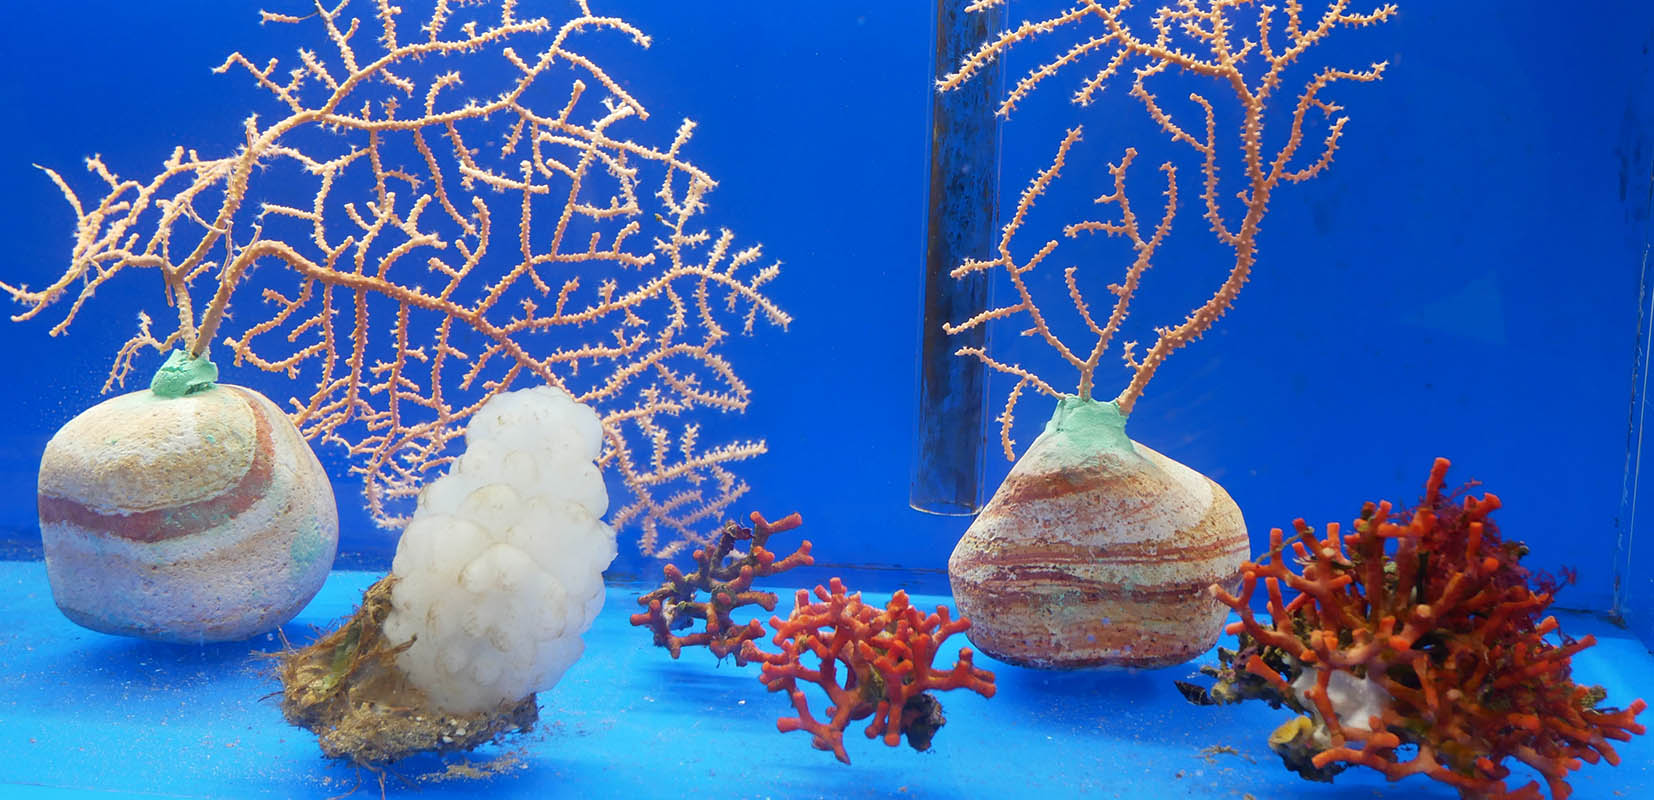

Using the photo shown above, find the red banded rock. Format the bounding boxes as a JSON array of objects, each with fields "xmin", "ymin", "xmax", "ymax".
[
  {"xmin": 36, "ymin": 353, "xmax": 337, "ymax": 643},
  {"xmin": 948, "ymin": 397, "xmax": 1248, "ymax": 669}
]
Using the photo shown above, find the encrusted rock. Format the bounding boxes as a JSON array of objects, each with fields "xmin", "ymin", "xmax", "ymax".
[{"xmin": 38, "ymin": 383, "xmax": 337, "ymax": 642}]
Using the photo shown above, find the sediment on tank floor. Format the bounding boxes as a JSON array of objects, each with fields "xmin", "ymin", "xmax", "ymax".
[{"xmin": 6, "ymin": 563, "xmax": 1649, "ymax": 798}]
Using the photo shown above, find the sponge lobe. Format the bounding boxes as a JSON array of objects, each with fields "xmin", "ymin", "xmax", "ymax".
[{"xmin": 380, "ymin": 386, "xmax": 617, "ymax": 712}]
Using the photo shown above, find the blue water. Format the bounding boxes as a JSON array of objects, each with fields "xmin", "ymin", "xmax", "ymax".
[{"xmin": 0, "ymin": 1, "xmax": 1651, "ymax": 797}]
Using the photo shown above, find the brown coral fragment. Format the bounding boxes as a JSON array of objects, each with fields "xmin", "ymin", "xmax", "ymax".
[{"xmin": 630, "ymin": 510, "xmax": 812, "ymax": 665}]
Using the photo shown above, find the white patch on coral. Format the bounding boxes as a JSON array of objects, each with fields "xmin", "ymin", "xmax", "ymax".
[
  {"xmin": 380, "ymin": 386, "xmax": 617, "ymax": 712},
  {"xmin": 1291, "ymin": 664, "xmax": 1392, "ymax": 733}
]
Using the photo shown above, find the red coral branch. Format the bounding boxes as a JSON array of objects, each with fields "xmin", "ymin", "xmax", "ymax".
[
  {"xmin": 630, "ymin": 510, "xmax": 812, "ymax": 665},
  {"xmin": 1211, "ymin": 457, "xmax": 1646, "ymax": 800},
  {"xmin": 739, "ymin": 577, "xmax": 997, "ymax": 764}
]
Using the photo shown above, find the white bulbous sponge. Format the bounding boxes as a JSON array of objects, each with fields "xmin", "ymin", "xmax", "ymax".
[{"xmin": 379, "ymin": 385, "xmax": 617, "ymax": 712}]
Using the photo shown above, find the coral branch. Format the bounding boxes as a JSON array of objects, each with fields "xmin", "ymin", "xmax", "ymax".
[
  {"xmin": 630, "ymin": 510, "xmax": 813, "ymax": 664},
  {"xmin": 740, "ymin": 577, "xmax": 997, "ymax": 764},
  {"xmin": 1185, "ymin": 458, "xmax": 1646, "ymax": 799}
]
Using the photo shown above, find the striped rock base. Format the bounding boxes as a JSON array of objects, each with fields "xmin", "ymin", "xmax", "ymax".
[
  {"xmin": 37, "ymin": 384, "xmax": 338, "ymax": 643},
  {"xmin": 948, "ymin": 398, "xmax": 1248, "ymax": 669}
]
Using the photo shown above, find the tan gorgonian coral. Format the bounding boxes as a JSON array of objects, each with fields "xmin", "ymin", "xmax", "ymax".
[
  {"xmin": 1, "ymin": 0, "xmax": 790, "ymax": 558},
  {"xmin": 939, "ymin": 0, "xmax": 1394, "ymax": 458}
]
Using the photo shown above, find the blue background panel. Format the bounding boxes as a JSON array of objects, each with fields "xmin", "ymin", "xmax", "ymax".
[
  {"xmin": 0, "ymin": 4, "xmax": 1652, "ymax": 797},
  {"xmin": 0, "ymin": 4, "xmax": 1649, "ymax": 614}
]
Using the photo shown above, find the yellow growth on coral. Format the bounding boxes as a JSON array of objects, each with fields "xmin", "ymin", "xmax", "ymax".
[
  {"xmin": 940, "ymin": 0, "xmax": 1394, "ymax": 458},
  {"xmin": 2, "ymin": 0, "xmax": 790, "ymax": 557}
]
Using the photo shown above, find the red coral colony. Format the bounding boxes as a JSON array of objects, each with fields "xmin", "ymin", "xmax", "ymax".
[
  {"xmin": 740, "ymin": 578, "xmax": 998, "ymax": 764},
  {"xmin": 630, "ymin": 511, "xmax": 813, "ymax": 665},
  {"xmin": 1181, "ymin": 458, "xmax": 1645, "ymax": 799},
  {"xmin": 632, "ymin": 511, "xmax": 996, "ymax": 763}
]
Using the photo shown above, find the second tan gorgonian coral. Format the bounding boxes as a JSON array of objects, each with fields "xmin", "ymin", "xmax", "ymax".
[
  {"xmin": 939, "ymin": 0, "xmax": 1395, "ymax": 456},
  {"xmin": 2, "ymin": 0, "xmax": 789, "ymax": 557}
]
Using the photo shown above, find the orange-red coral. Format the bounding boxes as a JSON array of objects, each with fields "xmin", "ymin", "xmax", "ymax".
[
  {"xmin": 740, "ymin": 578, "xmax": 997, "ymax": 764},
  {"xmin": 1213, "ymin": 457, "xmax": 1645, "ymax": 800},
  {"xmin": 630, "ymin": 511, "xmax": 812, "ymax": 665}
]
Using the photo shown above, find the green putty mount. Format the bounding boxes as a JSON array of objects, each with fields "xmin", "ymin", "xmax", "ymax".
[
  {"xmin": 149, "ymin": 350, "xmax": 219, "ymax": 397},
  {"xmin": 1040, "ymin": 396, "xmax": 1133, "ymax": 454}
]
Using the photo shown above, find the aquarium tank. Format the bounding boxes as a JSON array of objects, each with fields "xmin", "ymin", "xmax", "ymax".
[{"xmin": 0, "ymin": 1, "xmax": 1651, "ymax": 798}]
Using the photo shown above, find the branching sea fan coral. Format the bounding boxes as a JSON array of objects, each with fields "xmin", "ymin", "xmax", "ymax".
[
  {"xmin": 740, "ymin": 578, "xmax": 997, "ymax": 765},
  {"xmin": 1181, "ymin": 458, "xmax": 1645, "ymax": 800},
  {"xmin": 2, "ymin": 0, "xmax": 789, "ymax": 557}
]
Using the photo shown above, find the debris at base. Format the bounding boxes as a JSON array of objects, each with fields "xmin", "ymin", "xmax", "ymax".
[
  {"xmin": 277, "ymin": 576, "xmax": 538, "ymax": 764},
  {"xmin": 1196, "ymin": 744, "xmax": 1256, "ymax": 764}
]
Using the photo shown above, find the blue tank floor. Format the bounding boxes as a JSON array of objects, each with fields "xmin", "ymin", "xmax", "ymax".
[{"xmin": 0, "ymin": 560, "xmax": 1650, "ymax": 799}]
